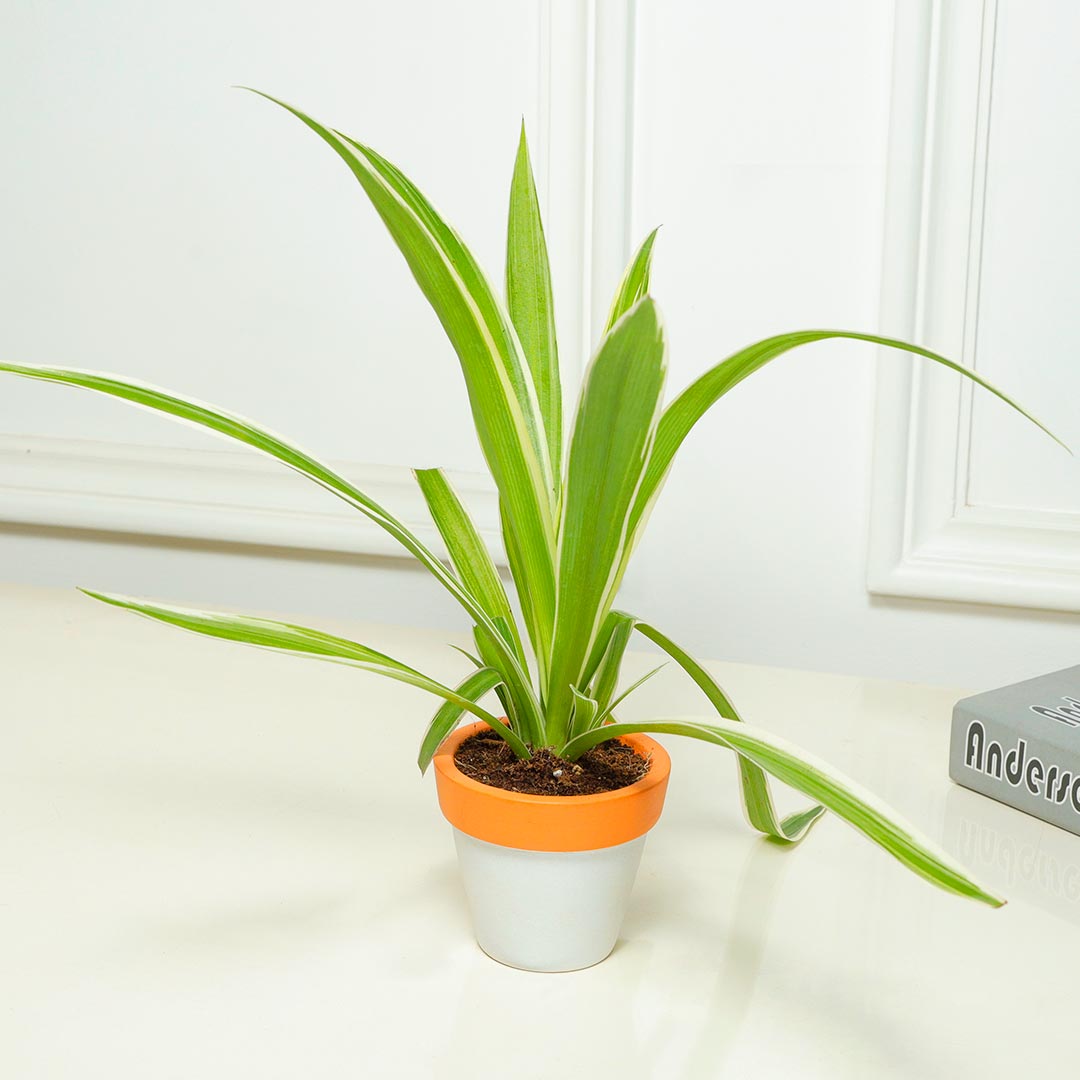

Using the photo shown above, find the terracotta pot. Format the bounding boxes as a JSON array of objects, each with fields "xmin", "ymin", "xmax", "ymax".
[{"xmin": 434, "ymin": 720, "xmax": 671, "ymax": 972}]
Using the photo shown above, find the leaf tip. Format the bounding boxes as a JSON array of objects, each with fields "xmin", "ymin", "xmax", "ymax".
[
  {"xmin": 513, "ymin": 120, "xmax": 532, "ymax": 171},
  {"xmin": 967, "ymin": 880, "xmax": 1007, "ymax": 908}
]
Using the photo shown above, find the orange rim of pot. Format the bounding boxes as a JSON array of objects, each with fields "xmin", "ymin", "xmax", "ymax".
[{"xmin": 433, "ymin": 720, "xmax": 671, "ymax": 852}]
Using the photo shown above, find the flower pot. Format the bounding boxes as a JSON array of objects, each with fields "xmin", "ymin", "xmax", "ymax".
[{"xmin": 433, "ymin": 721, "xmax": 671, "ymax": 972}]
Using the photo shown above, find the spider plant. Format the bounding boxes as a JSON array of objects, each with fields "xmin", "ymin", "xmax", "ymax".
[{"xmin": 2, "ymin": 90, "xmax": 1065, "ymax": 908}]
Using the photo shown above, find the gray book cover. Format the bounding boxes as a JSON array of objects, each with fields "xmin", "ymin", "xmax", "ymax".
[{"xmin": 950, "ymin": 665, "xmax": 1080, "ymax": 835}]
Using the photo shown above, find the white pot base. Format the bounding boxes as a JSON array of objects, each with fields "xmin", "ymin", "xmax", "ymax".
[{"xmin": 452, "ymin": 828, "xmax": 648, "ymax": 973}]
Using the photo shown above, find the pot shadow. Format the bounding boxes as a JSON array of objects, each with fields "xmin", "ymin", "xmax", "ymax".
[
  {"xmin": 62, "ymin": 764, "xmax": 468, "ymax": 972},
  {"xmin": 441, "ymin": 930, "xmax": 663, "ymax": 1080},
  {"xmin": 668, "ymin": 839, "xmax": 970, "ymax": 1080},
  {"xmin": 108, "ymin": 857, "xmax": 467, "ymax": 979},
  {"xmin": 672, "ymin": 837, "xmax": 798, "ymax": 1075}
]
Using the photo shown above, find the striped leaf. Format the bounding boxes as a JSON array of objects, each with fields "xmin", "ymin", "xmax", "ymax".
[
  {"xmin": 414, "ymin": 466, "xmax": 534, "ymax": 738},
  {"xmin": 0, "ymin": 364, "xmax": 448, "ymax": 582},
  {"xmin": 472, "ymin": 617, "xmax": 532, "ymax": 742},
  {"xmin": 414, "ymin": 467, "xmax": 524, "ymax": 664},
  {"xmin": 585, "ymin": 612, "xmax": 636, "ymax": 714},
  {"xmin": 603, "ymin": 228, "xmax": 660, "ymax": 335},
  {"xmin": 242, "ymin": 89, "xmax": 559, "ymax": 680},
  {"xmin": 507, "ymin": 123, "xmax": 561, "ymax": 486},
  {"xmin": 628, "ymin": 330, "xmax": 1068, "ymax": 542},
  {"xmin": 579, "ymin": 610, "xmax": 627, "ymax": 691},
  {"xmin": 0, "ymin": 359, "xmax": 543, "ymax": 739},
  {"xmin": 418, "ymin": 667, "xmax": 504, "ymax": 772},
  {"xmin": 544, "ymin": 298, "xmax": 667, "ymax": 744},
  {"xmin": 449, "ymin": 643, "xmax": 485, "ymax": 669},
  {"xmin": 568, "ymin": 687, "xmax": 599, "ymax": 742},
  {"xmin": 82, "ymin": 589, "xmax": 531, "ymax": 759},
  {"xmin": 561, "ymin": 719, "xmax": 1004, "ymax": 907},
  {"xmin": 500, "ymin": 497, "xmax": 549, "ymax": 695},
  {"xmin": 634, "ymin": 621, "xmax": 825, "ymax": 843},
  {"xmin": 592, "ymin": 664, "xmax": 666, "ymax": 727}
]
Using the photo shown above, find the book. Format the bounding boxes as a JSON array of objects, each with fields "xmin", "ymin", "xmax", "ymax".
[{"xmin": 950, "ymin": 664, "xmax": 1080, "ymax": 836}]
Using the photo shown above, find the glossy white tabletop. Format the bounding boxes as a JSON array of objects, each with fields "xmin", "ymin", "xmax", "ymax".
[{"xmin": 2, "ymin": 583, "xmax": 1076, "ymax": 1078}]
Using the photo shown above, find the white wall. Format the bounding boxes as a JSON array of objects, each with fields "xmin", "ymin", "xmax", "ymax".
[
  {"xmin": 617, "ymin": 0, "xmax": 1080, "ymax": 687},
  {"xmin": 2, "ymin": 0, "xmax": 1077, "ymax": 690}
]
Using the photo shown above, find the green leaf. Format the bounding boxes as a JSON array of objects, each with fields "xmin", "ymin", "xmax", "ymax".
[
  {"xmin": 418, "ymin": 667, "xmax": 505, "ymax": 772},
  {"xmin": 414, "ymin": 468, "xmax": 524, "ymax": 664},
  {"xmin": 628, "ymin": 330, "xmax": 1069, "ymax": 543},
  {"xmin": 603, "ymin": 228, "xmax": 660, "ymax": 335},
  {"xmin": 578, "ymin": 611, "xmax": 665, "ymax": 727},
  {"xmin": 544, "ymin": 298, "xmax": 668, "ymax": 745},
  {"xmin": 0, "ymin": 358, "xmax": 545, "ymax": 739},
  {"xmin": 472, "ymin": 618, "xmax": 532, "ymax": 742},
  {"xmin": 561, "ymin": 719, "xmax": 1004, "ymax": 908},
  {"xmin": 585, "ymin": 612, "xmax": 635, "ymax": 714},
  {"xmin": 507, "ymin": 123, "xmax": 561, "ymax": 486},
  {"xmin": 449, "ymin": 643, "xmax": 485, "ymax": 669},
  {"xmin": 579, "ymin": 610, "xmax": 627, "ymax": 692},
  {"xmin": 241, "ymin": 88, "xmax": 559, "ymax": 686},
  {"xmin": 82, "ymin": 589, "xmax": 532, "ymax": 759},
  {"xmin": 593, "ymin": 664, "xmax": 666, "ymax": 727},
  {"xmin": 587, "ymin": 622, "xmax": 635, "ymax": 712},
  {"xmin": 327, "ymin": 136, "xmax": 559, "ymax": 671},
  {"xmin": 634, "ymin": 621, "xmax": 824, "ymax": 843},
  {"xmin": 500, "ymin": 497, "xmax": 549, "ymax": 695},
  {"xmin": 568, "ymin": 687, "xmax": 599, "ymax": 742},
  {"xmin": 0, "ymin": 363, "xmax": 439, "ymax": 580}
]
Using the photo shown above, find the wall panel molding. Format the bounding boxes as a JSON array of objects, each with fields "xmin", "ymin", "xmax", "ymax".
[
  {"xmin": 0, "ymin": 435, "xmax": 501, "ymax": 560},
  {"xmin": 867, "ymin": 0, "xmax": 1080, "ymax": 613},
  {"xmin": 0, "ymin": 0, "xmax": 640, "ymax": 562}
]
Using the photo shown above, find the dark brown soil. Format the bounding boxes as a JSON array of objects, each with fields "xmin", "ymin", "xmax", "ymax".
[{"xmin": 454, "ymin": 728, "xmax": 651, "ymax": 796}]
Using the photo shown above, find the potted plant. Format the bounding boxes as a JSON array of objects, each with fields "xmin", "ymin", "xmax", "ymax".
[{"xmin": 1, "ymin": 91, "xmax": 1066, "ymax": 972}]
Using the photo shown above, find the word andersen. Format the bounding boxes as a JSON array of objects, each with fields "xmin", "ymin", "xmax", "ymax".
[{"xmin": 963, "ymin": 720, "xmax": 1080, "ymax": 813}]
